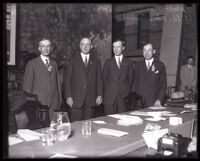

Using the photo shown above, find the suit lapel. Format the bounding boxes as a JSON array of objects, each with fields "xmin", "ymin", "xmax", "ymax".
[
  {"xmin": 118, "ymin": 57, "xmax": 127, "ymax": 78},
  {"xmin": 37, "ymin": 56, "xmax": 49, "ymax": 73},
  {"xmin": 48, "ymin": 59, "xmax": 55, "ymax": 77},
  {"xmin": 77, "ymin": 54, "xmax": 87, "ymax": 74},
  {"xmin": 87, "ymin": 55, "xmax": 93, "ymax": 73},
  {"xmin": 111, "ymin": 57, "xmax": 120, "ymax": 79}
]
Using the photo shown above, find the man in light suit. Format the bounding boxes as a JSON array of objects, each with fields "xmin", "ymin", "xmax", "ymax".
[
  {"xmin": 64, "ymin": 37, "xmax": 103, "ymax": 122},
  {"xmin": 179, "ymin": 56, "xmax": 197, "ymax": 93},
  {"xmin": 23, "ymin": 39, "xmax": 61, "ymax": 122},
  {"xmin": 103, "ymin": 39, "xmax": 134, "ymax": 115},
  {"xmin": 134, "ymin": 43, "xmax": 167, "ymax": 108}
]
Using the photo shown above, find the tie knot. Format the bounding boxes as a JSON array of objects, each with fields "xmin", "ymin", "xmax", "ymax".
[{"xmin": 46, "ymin": 59, "xmax": 49, "ymax": 65}]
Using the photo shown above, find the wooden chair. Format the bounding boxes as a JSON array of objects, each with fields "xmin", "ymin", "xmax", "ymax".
[{"xmin": 8, "ymin": 91, "xmax": 50, "ymax": 133}]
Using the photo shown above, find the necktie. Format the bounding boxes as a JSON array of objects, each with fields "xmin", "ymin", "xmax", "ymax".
[
  {"xmin": 46, "ymin": 59, "xmax": 49, "ymax": 65},
  {"xmin": 118, "ymin": 57, "xmax": 121, "ymax": 69},
  {"xmin": 45, "ymin": 59, "xmax": 51, "ymax": 72},
  {"xmin": 147, "ymin": 61, "xmax": 150, "ymax": 70},
  {"xmin": 85, "ymin": 56, "xmax": 88, "ymax": 67}
]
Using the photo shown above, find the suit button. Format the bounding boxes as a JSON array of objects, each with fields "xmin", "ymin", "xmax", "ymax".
[{"xmin": 84, "ymin": 86, "xmax": 87, "ymax": 89}]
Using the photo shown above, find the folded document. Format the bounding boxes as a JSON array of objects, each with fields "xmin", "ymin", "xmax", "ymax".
[
  {"xmin": 130, "ymin": 111, "xmax": 149, "ymax": 116},
  {"xmin": 97, "ymin": 128, "xmax": 128, "ymax": 137},
  {"xmin": 17, "ymin": 129, "xmax": 42, "ymax": 141},
  {"xmin": 9, "ymin": 136, "xmax": 24, "ymax": 145},
  {"xmin": 117, "ymin": 115, "xmax": 143, "ymax": 126},
  {"xmin": 142, "ymin": 128, "xmax": 169, "ymax": 149}
]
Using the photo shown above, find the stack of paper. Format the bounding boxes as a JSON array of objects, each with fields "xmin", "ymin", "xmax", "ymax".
[
  {"xmin": 97, "ymin": 128, "xmax": 128, "ymax": 137},
  {"xmin": 130, "ymin": 111, "xmax": 149, "ymax": 116},
  {"xmin": 117, "ymin": 115, "xmax": 143, "ymax": 126},
  {"xmin": 108, "ymin": 114, "xmax": 123, "ymax": 119},
  {"xmin": 184, "ymin": 103, "xmax": 197, "ymax": 110},
  {"xmin": 49, "ymin": 153, "xmax": 77, "ymax": 158},
  {"xmin": 8, "ymin": 136, "xmax": 24, "ymax": 146},
  {"xmin": 142, "ymin": 128, "xmax": 168, "ymax": 149},
  {"xmin": 145, "ymin": 117, "xmax": 167, "ymax": 121},
  {"xmin": 144, "ymin": 123, "xmax": 161, "ymax": 132},
  {"xmin": 161, "ymin": 111, "xmax": 177, "ymax": 117},
  {"xmin": 148, "ymin": 106, "xmax": 166, "ymax": 110},
  {"xmin": 93, "ymin": 120, "xmax": 106, "ymax": 124},
  {"xmin": 17, "ymin": 129, "xmax": 42, "ymax": 141}
]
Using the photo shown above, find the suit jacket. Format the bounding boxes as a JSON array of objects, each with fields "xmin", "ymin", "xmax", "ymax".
[
  {"xmin": 134, "ymin": 58, "xmax": 167, "ymax": 107},
  {"xmin": 64, "ymin": 53, "xmax": 103, "ymax": 108},
  {"xmin": 179, "ymin": 65, "xmax": 196, "ymax": 91},
  {"xmin": 23, "ymin": 56, "xmax": 61, "ymax": 110},
  {"xmin": 103, "ymin": 57, "xmax": 134, "ymax": 104}
]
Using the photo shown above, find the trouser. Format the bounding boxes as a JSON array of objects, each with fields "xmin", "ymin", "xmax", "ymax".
[
  {"xmin": 104, "ymin": 96, "xmax": 127, "ymax": 115},
  {"xmin": 48, "ymin": 104, "xmax": 54, "ymax": 122},
  {"xmin": 69, "ymin": 104, "xmax": 94, "ymax": 122}
]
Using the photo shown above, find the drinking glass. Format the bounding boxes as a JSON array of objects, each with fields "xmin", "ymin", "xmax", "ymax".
[
  {"xmin": 81, "ymin": 120, "xmax": 92, "ymax": 136},
  {"xmin": 41, "ymin": 128, "xmax": 54, "ymax": 146}
]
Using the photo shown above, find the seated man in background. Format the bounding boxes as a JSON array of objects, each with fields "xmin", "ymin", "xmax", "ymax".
[{"xmin": 133, "ymin": 43, "xmax": 167, "ymax": 108}]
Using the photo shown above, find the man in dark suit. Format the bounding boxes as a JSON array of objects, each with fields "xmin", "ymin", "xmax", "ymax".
[
  {"xmin": 103, "ymin": 39, "xmax": 134, "ymax": 115},
  {"xmin": 134, "ymin": 43, "xmax": 167, "ymax": 108},
  {"xmin": 23, "ymin": 38, "xmax": 61, "ymax": 122},
  {"xmin": 64, "ymin": 37, "xmax": 103, "ymax": 122}
]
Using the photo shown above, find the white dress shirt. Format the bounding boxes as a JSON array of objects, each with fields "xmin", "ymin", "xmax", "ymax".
[
  {"xmin": 115, "ymin": 54, "xmax": 123, "ymax": 68},
  {"xmin": 81, "ymin": 52, "xmax": 90, "ymax": 64},
  {"xmin": 40, "ymin": 54, "xmax": 50, "ymax": 65},
  {"xmin": 145, "ymin": 58, "xmax": 154, "ymax": 68}
]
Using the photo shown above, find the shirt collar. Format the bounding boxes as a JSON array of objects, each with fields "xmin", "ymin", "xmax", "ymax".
[
  {"xmin": 81, "ymin": 52, "xmax": 90, "ymax": 61},
  {"xmin": 187, "ymin": 64, "xmax": 192, "ymax": 69},
  {"xmin": 115, "ymin": 54, "xmax": 123, "ymax": 62},
  {"xmin": 40, "ymin": 54, "xmax": 50, "ymax": 64},
  {"xmin": 145, "ymin": 58, "xmax": 154, "ymax": 66}
]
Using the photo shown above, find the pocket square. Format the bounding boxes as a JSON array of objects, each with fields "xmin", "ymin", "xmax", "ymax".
[{"xmin": 155, "ymin": 71, "xmax": 159, "ymax": 73}]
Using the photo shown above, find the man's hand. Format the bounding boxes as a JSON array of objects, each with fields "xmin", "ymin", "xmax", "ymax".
[
  {"xmin": 154, "ymin": 99, "xmax": 161, "ymax": 107},
  {"xmin": 66, "ymin": 97, "xmax": 73, "ymax": 108},
  {"xmin": 96, "ymin": 96, "xmax": 102, "ymax": 106}
]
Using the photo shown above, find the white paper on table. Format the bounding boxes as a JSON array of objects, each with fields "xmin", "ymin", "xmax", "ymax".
[
  {"xmin": 8, "ymin": 136, "xmax": 24, "ymax": 145},
  {"xmin": 93, "ymin": 120, "xmax": 106, "ymax": 124},
  {"xmin": 97, "ymin": 128, "xmax": 128, "ymax": 137},
  {"xmin": 49, "ymin": 153, "xmax": 77, "ymax": 158},
  {"xmin": 130, "ymin": 111, "xmax": 149, "ymax": 116},
  {"xmin": 144, "ymin": 123, "xmax": 161, "ymax": 132},
  {"xmin": 145, "ymin": 117, "xmax": 167, "ymax": 121},
  {"xmin": 17, "ymin": 129, "xmax": 42, "ymax": 141},
  {"xmin": 108, "ymin": 114, "xmax": 123, "ymax": 119},
  {"xmin": 117, "ymin": 116, "xmax": 143, "ymax": 126},
  {"xmin": 142, "ymin": 128, "xmax": 169, "ymax": 149},
  {"xmin": 148, "ymin": 106, "xmax": 166, "ymax": 110}
]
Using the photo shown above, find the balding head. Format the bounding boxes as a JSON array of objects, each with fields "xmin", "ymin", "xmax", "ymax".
[{"xmin": 79, "ymin": 37, "xmax": 92, "ymax": 55}]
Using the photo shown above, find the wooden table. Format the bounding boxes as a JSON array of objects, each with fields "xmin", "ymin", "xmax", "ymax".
[{"xmin": 8, "ymin": 107, "xmax": 196, "ymax": 158}]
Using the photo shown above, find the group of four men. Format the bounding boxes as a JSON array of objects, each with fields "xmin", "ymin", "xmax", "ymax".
[{"xmin": 23, "ymin": 37, "xmax": 167, "ymax": 122}]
